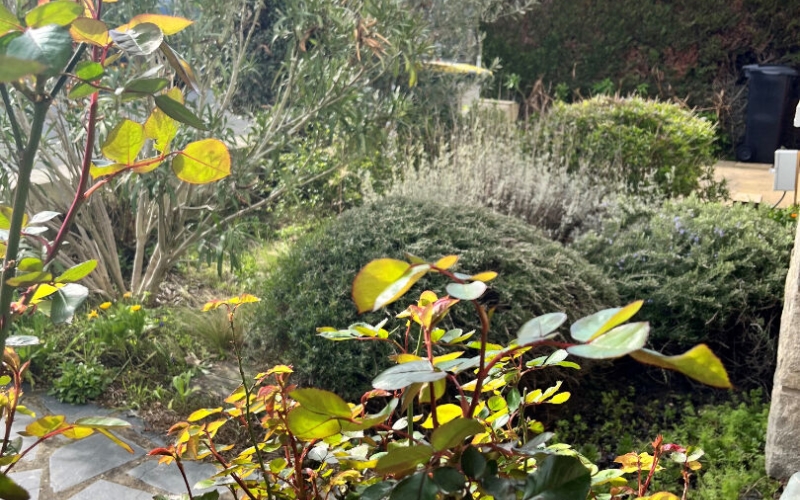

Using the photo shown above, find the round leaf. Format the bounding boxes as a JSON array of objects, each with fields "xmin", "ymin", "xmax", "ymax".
[
  {"xmin": 6, "ymin": 25, "xmax": 73, "ymax": 77},
  {"xmin": 372, "ymin": 360, "xmax": 446, "ymax": 391},
  {"xmin": 289, "ymin": 388, "xmax": 352, "ymax": 418},
  {"xmin": 69, "ymin": 18, "xmax": 110, "ymax": 46},
  {"xmin": 566, "ymin": 322, "xmax": 649, "ymax": 359},
  {"xmin": 352, "ymin": 259, "xmax": 430, "ymax": 314},
  {"xmin": 570, "ymin": 301, "xmax": 643, "ymax": 342},
  {"xmin": 25, "ymin": 1, "xmax": 83, "ymax": 28},
  {"xmin": 431, "ymin": 467, "xmax": 466, "ymax": 495},
  {"xmin": 172, "ymin": 139, "xmax": 231, "ymax": 184},
  {"xmin": 375, "ymin": 445, "xmax": 434, "ymax": 475},
  {"xmin": 445, "ymin": 281, "xmax": 486, "ymax": 301},
  {"xmin": 51, "ymin": 283, "xmax": 89, "ymax": 325},
  {"xmin": 109, "ymin": 22, "xmax": 163, "ymax": 56},
  {"xmin": 285, "ymin": 407, "xmax": 341, "ymax": 440},
  {"xmin": 101, "ymin": 119, "xmax": 145, "ymax": 165},
  {"xmin": 460, "ymin": 446, "xmax": 487, "ymax": 479},
  {"xmin": 517, "ymin": 313, "xmax": 568, "ymax": 344}
]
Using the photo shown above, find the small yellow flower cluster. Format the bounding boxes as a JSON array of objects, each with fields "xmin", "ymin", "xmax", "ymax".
[{"xmin": 86, "ymin": 292, "xmax": 143, "ymax": 319}]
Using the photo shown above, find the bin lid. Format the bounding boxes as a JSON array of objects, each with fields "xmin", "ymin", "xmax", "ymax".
[{"xmin": 743, "ymin": 64, "xmax": 799, "ymax": 77}]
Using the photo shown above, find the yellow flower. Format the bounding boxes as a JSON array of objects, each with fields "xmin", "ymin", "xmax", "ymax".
[
  {"xmin": 87, "ymin": 310, "xmax": 99, "ymax": 319},
  {"xmin": 99, "ymin": 301, "xmax": 112, "ymax": 310},
  {"xmin": 123, "ymin": 292, "xmax": 132, "ymax": 299},
  {"xmin": 130, "ymin": 305, "xmax": 142, "ymax": 312}
]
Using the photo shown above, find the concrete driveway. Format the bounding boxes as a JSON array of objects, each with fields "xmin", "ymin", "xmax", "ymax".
[{"xmin": 714, "ymin": 160, "xmax": 795, "ymax": 208}]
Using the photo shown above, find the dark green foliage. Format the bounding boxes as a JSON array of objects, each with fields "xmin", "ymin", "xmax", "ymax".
[
  {"xmin": 555, "ymin": 389, "xmax": 781, "ymax": 500},
  {"xmin": 575, "ymin": 197, "xmax": 793, "ymax": 383},
  {"xmin": 544, "ymin": 96, "xmax": 719, "ymax": 198},
  {"xmin": 483, "ymin": 0, "xmax": 800, "ymax": 109},
  {"xmin": 252, "ymin": 197, "xmax": 618, "ymax": 399}
]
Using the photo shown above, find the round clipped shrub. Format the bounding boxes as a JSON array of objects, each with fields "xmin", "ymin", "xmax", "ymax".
[
  {"xmin": 251, "ymin": 197, "xmax": 619, "ymax": 400},
  {"xmin": 545, "ymin": 96, "xmax": 719, "ymax": 198},
  {"xmin": 574, "ymin": 197, "xmax": 794, "ymax": 383}
]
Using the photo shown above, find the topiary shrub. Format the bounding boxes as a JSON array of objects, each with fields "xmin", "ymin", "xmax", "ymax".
[
  {"xmin": 251, "ymin": 197, "xmax": 619, "ymax": 399},
  {"xmin": 574, "ymin": 196, "xmax": 794, "ymax": 384},
  {"xmin": 544, "ymin": 96, "xmax": 720, "ymax": 198}
]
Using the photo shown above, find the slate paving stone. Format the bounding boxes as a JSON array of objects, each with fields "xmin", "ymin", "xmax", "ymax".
[
  {"xmin": 128, "ymin": 459, "xmax": 223, "ymax": 496},
  {"xmin": 49, "ymin": 433, "xmax": 145, "ymax": 492},
  {"xmin": 67, "ymin": 480, "xmax": 154, "ymax": 500},
  {"xmin": 8, "ymin": 468, "xmax": 42, "ymax": 500}
]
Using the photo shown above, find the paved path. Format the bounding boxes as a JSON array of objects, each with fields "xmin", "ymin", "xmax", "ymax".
[
  {"xmin": 714, "ymin": 160, "xmax": 794, "ymax": 207},
  {"xmin": 7, "ymin": 392, "xmax": 232, "ymax": 500}
]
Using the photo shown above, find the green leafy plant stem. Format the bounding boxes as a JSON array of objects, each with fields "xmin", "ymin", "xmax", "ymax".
[
  {"xmin": 0, "ymin": 100, "xmax": 50, "ymax": 342},
  {"xmin": 230, "ymin": 319, "xmax": 269, "ymax": 487}
]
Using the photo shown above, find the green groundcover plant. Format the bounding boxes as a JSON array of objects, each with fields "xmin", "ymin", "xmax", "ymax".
[{"xmin": 151, "ymin": 254, "xmax": 732, "ymax": 500}]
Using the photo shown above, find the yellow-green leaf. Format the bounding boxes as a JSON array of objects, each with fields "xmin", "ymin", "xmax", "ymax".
[
  {"xmin": 420, "ymin": 403, "xmax": 463, "ymax": 428},
  {"xmin": 434, "ymin": 255, "xmax": 458, "ymax": 270},
  {"xmin": 285, "ymin": 407, "xmax": 341, "ymax": 440},
  {"xmin": 430, "ymin": 419, "xmax": 485, "ymax": 451},
  {"xmin": 630, "ymin": 345, "xmax": 732, "ymax": 389},
  {"xmin": 7, "ymin": 272, "xmax": 52, "ymax": 287},
  {"xmin": 469, "ymin": 271, "xmax": 498, "ymax": 282},
  {"xmin": 96, "ymin": 428, "xmax": 134, "ymax": 453},
  {"xmin": 352, "ymin": 259, "xmax": 430, "ymax": 313},
  {"xmin": 290, "ymin": 388, "xmax": 352, "ymax": 418},
  {"xmin": 0, "ymin": 56, "xmax": 46, "ymax": 83},
  {"xmin": 74, "ymin": 417, "xmax": 131, "ymax": 428},
  {"xmin": 187, "ymin": 407, "xmax": 223, "ymax": 422},
  {"xmin": 62, "ymin": 426, "xmax": 95, "ymax": 440},
  {"xmin": 89, "ymin": 162, "xmax": 127, "ymax": 179},
  {"xmin": 25, "ymin": 415, "xmax": 66, "ymax": 437},
  {"xmin": 30, "ymin": 284, "xmax": 60, "ymax": 304},
  {"xmin": 172, "ymin": 139, "xmax": 231, "ymax": 184},
  {"xmin": 55, "ymin": 260, "xmax": 97, "ymax": 283},
  {"xmin": 69, "ymin": 18, "xmax": 110, "ymax": 46},
  {"xmin": 0, "ymin": 206, "xmax": 26, "ymax": 230},
  {"xmin": 0, "ymin": 6, "xmax": 22, "ymax": 37},
  {"xmin": 375, "ymin": 445, "xmax": 433, "ymax": 475},
  {"xmin": 546, "ymin": 392, "xmax": 571, "ymax": 404},
  {"xmin": 25, "ymin": 1, "xmax": 83, "ymax": 28},
  {"xmin": 119, "ymin": 14, "xmax": 193, "ymax": 36},
  {"xmin": 144, "ymin": 106, "xmax": 178, "ymax": 153},
  {"xmin": 101, "ymin": 119, "xmax": 145, "ymax": 165},
  {"xmin": 571, "ymin": 301, "xmax": 644, "ymax": 342}
]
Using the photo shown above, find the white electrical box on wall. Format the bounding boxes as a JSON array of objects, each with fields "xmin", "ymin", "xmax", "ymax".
[{"xmin": 774, "ymin": 150, "xmax": 798, "ymax": 191}]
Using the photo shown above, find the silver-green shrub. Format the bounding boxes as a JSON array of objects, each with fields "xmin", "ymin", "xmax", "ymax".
[
  {"xmin": 574, "ymin": 197, "xmax": 793, "ymax": 384},
  {"xmin": 376, "ymin": 119, "xmax": 626, "ymax": 243}
]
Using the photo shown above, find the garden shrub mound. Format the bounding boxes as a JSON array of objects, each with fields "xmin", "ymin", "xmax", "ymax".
[
  {"xmin": 252, "ymin": 197, "xmax": 619, "ymax": 400},
  {"xmin": 544, "ymin": 96, "xmax": 719, "ymax": 198},
  {"xmin": 575, "ymin": 197, "xmax": 794, "ymax": 385}
]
